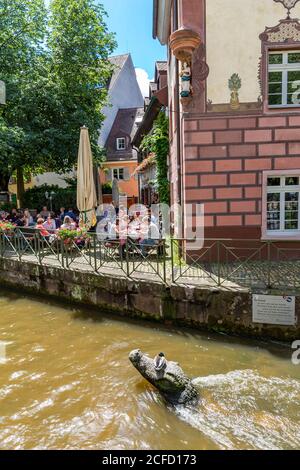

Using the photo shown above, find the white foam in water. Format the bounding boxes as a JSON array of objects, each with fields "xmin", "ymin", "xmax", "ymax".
[
  {"xmin": 175, "ymin": 370, "xmax": 300, "ymax": 450},
  {"xmin": 0, "ymin": 341, "xmax": 13, "ymax": 365}
]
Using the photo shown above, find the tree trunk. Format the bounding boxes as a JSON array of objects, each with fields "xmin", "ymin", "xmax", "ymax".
[
  {"xmin": 16, "ymin": 167, "xmax": 25, "ymax": 208},
  {"xmin": 0, "ymin": 172, "xmax": 9, "ymax": 192}
]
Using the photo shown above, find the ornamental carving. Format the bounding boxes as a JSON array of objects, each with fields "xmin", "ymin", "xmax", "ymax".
[
  {"xmin": 274, "ymin": 0, "xmax": 300, "ymax": 18},
  {"xmin": 192, "ymin": 44, "xmax": 209, "ymax": 83},
  {"xmin": 180, "ymin": 45, "xmax": 209, "ymax": 110},
  {"xmin": 259, "ymin": 14, "xmax": 300, "ymax": 113},
  {"xmin": 259, "ymin": 19, "xmax": 300, "ymax": 43},
  {"xmin": 169, "ymin": 28, "xmax": 201, "ymax": 63}
]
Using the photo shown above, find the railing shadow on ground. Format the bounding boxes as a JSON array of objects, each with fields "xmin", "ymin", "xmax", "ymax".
[{"xmin": 1, "ymin": 228, "xmax": 300, "ymax": 293}]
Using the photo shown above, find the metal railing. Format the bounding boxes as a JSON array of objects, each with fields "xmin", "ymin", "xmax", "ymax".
[{"xmin": 0, "ymin": 228, "xmax": 300, "ymax": 292}]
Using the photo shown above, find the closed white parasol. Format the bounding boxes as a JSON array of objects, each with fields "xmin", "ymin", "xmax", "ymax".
[{"xmin": 77, "ymin": 126, "xmax": 97, "ymax": 229}]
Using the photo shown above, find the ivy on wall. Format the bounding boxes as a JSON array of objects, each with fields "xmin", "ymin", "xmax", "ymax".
[{"xmin": 140, "ymin": 111, "xmax": 170, "ymax": 205}]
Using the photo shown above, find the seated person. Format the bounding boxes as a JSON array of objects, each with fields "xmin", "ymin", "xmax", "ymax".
[
  {"xmin": 0, "ymin": 210, "xmax": 8, "ymax": 221},
  {"xmin": 9, "ymin": 208, "xmax": 18, "ymax": 223},
  {"xmin": 23, "ymin": 209, "xmax": 34, "ymax": 227},
  {"xmin": 14, "ymin": 212, "xmax": 25, "ymax": 227},
  {"xmin": 127, "ymin": 214, "xmax": 141, "ymax": 241},
  {"xmin": 59, "ymin": 207, "xmax": 66, "ymax": 222},
  {"xmin": 61, "ymin": 216, "xmax": 76, "ymax": 230},
  {"xmin": 40, "ymin": 206, "xmax": 50, "ymax": 219},
  {"xmin": 36, "ymin": 218, "xmax": 50, "ymax": 238},
  {"xmin": 43, "ymin": 214, "xmax": 56, "ymax": 232},
  {"xmin": 139, "ymin": 218, "xmax": 160, "ymax": 256},
  {"xmin": 64, "ymin": 208, "xmax": 76, "ymax": 222}
]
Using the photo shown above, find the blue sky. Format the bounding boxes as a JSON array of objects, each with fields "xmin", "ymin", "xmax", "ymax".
[{"xmin": 100, "ymin": 0, "xmax": 167, "ymax": 94}]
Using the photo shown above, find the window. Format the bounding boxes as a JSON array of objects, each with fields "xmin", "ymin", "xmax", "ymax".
[
  {"xmin": 113, "ymin": 168, "xmax": 124, "ymax": 180},
  {"xmin": 266, "ymin": 176, "xmax": 300, "ymax": 233},
  {"xmin": 116, "ymin": 137, "xmax": 126, "ymax": 151},
  {"xmin": 268, "ymin": 51, "xmax": 300, "ymax": 107}
]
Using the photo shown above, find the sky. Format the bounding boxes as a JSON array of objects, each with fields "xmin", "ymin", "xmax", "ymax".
[{"xmin": 100, "ymin": 0, "xmax": 167, "ymax": 96}]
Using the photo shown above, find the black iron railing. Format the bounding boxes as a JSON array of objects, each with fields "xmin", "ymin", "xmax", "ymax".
[{"xmin": 0, "ymin": 228, "xmax": 300, "ymax": 291}]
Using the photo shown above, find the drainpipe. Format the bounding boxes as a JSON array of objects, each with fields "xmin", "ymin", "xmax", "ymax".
[
  {"xmin": 175, "ymin": 60, "xmax": 182, "ymax": 209},
  {"xmin": 174, "ymin": 0, "xmax": 183, "ymax": 217},
  {"xmin": 132, "ymin": 145, "xmax": 142, "ymax": 203}
]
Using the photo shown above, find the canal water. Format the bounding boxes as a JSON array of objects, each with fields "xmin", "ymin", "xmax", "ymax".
[{"xmin": 0, "ymin": 289, "xmax": 299, "ymax": 450}]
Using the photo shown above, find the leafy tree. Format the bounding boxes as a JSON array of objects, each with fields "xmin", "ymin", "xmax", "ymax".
[
  {"xmin": 140, "ymin": 111, "xmax": 170, "ymax": 205},
  {"xmin": 44, "ymin": 0, "xmax": 116, "ymax": 171},
  {"xmin": 22, "ymin": 183, "xmax": 77, "ymax": 213},
  {"xmin": 0, "ymin": 0, "xmax": 116, "ymax": 203},
  {"xmin": 0, "ymin": 0, "xmax": 46, "ymax": 73},
  {"xmin": 0, "ymin": 0, "xmax": 47, "ymax": 194}
]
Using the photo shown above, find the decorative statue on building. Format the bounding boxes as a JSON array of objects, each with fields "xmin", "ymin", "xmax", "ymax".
[
  {"xmin": 228, "ymin": 73, "xmax": 242, "ymax": 110},
  {"xmin": 180, "ymin": 62, "xmax": 192, "ymax": 98},
  {"xmin": 274, "ymin": 0, "xmax": 300, "ymax": 19}
]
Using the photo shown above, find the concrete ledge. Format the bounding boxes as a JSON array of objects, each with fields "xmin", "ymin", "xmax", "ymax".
[{"xmin": 0, "ymin": 258, "xmax": 299, "ymax": 341}]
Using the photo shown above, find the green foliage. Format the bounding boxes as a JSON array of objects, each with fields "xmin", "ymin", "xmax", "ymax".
[
  {"xmin": 45, "ymin": 0, "xmax": 116, "ymax": 170},
  {"xmin": 228, "ymin": 73, "xmax": 242, "ymax": 91},
  {"xmin": 22, "ymin": 184, "xmax": 76, "ymax": 212},
  {"xmin": 0, "ymin": 221, "xmax": 16, "ymax": 233},
  {"xmin": 57, "ymin": 228, "xmax": 90, "ymax": 243},
  {"xmin": 0, "ymin": 0, "xmax": 46, "ymax": 74},
  {"xmin": 140, "ymin": 111, "xmax": 170, "ymax": 205},
  {"xmin": 0, "ymin": 0, "xmax": 116, "ymax": 189},
  {"xmin": 102, "ymin": 182, "xmax": 112, "ymax": 194},
  {"xmin": 0, "ymin": 0, "xmax": 48, "ymax": 188},
  {"xmin": 0, "ymin": 202, "xmax": 16, "ymax": 212}
]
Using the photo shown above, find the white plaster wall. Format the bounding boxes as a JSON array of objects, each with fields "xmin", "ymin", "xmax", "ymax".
[
  {"xmin": 34, "ymin": 171, "xmax": 76, "ymax": 189},
  {"xmin": 206, "ymin": 0, "xmax": 300, "ymax": 104}
]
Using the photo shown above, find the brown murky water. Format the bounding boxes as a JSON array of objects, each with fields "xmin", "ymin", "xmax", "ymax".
[{"xmin": 0, "ymin": 289, "xmax": 299, "ymax": 450}]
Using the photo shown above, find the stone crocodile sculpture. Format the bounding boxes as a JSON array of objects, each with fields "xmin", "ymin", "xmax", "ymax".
[{"xmin": 129, "ymin": 349, "xmax": 199, "ymax": 405}]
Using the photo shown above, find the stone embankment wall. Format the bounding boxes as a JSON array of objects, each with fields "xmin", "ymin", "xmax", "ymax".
[{"xmin": 0, "ymin": 258, "xmax": 299, "ymax": 341}]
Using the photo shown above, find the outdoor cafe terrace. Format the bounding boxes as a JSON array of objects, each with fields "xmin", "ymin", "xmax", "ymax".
[{"xmin": 0, "ymin": 227, "xmax": 300, "ymax": 294}]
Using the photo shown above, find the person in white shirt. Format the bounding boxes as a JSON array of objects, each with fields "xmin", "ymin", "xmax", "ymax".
[
  {"xmin": 61, "ymin": 216, "xmax": 76, "ymax": 230},
  {"xmin": 43, "ymin": 215, "xmax": 56, "ymax": 232}
]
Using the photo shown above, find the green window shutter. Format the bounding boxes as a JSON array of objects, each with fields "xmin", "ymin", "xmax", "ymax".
[{"xmin": 106, "ymin": 169, "xmax": 112, "ymax": 182}]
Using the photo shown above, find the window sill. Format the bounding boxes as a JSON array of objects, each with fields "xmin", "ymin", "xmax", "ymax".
[
  {"xmin": 262, "ymin": 232, "xmax": 300, "ymax": 241},
  {"xmin": 268, "ymin": 105, "xmax": 300, "ymax": 109}
]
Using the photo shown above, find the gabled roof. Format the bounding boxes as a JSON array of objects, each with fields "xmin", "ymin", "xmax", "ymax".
[
  {"xmin": 108, "ymin": 54, "xmax": 130, "ymax": 90},
  {"xmin": 105, "ymin": 107, "xmax": 144, "ymax": 162}
]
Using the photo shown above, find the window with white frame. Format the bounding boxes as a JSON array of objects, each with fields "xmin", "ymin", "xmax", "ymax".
[
  {"xmin": 116, "ymin": 137, "xmax": 126, "ymax": 150},
  {"xmin": 268, "ymin": 51, "xmax": 300, "ymax": 107},
  {"xmin": 113, "ymin": 168, "xmax": 124, "ymax": 180},
  {"xmin": 267, "ymin": 176, "xmax": 300, "ymax": 233}
]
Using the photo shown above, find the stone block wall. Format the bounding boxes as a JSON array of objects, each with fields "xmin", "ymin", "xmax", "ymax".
[{"xmin": 0, "ymin": 257, "xmax": 299, "ymax": 342}]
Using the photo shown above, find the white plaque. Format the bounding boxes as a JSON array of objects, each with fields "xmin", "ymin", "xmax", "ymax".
[{"xmin": 253, "ymin": 295, "xmax": 296, "ymax": 326}]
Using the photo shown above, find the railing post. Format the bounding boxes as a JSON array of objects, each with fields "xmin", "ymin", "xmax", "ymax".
[
  {"xmin": 65, "ymin": 242, "xmax": 69, "ymax": 269},
  {"xmin": 267, "ymin": 241, "xmax": 271, "ymax": 289},
  {"xmin": 170, "ymin": 238, "xmax": 175, "ymax": 284},
  {"xmin": 126, "ymin": 239, "xmax": 130, "ymax": 277},
  {"xmin": 37, "ymin": 234, "xmax": 42, "ymax": 265},
  {"xmin": 217, "ymin": 240, "xmax": 221, "ymax": 287},
  {"xmin": 94, "ymin": 234, "xmax": 98, "ymax": 273},
  {"xmin": 162, "ymin": 239, "xmax": 167, "ymax": 284},
  {"xmin": 0, "ymin": 233, "xmax": 3, "ymax": 258},
  {"xmin": 60, "ymin": 239, "xmax": 65, "ymax": 268}
]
